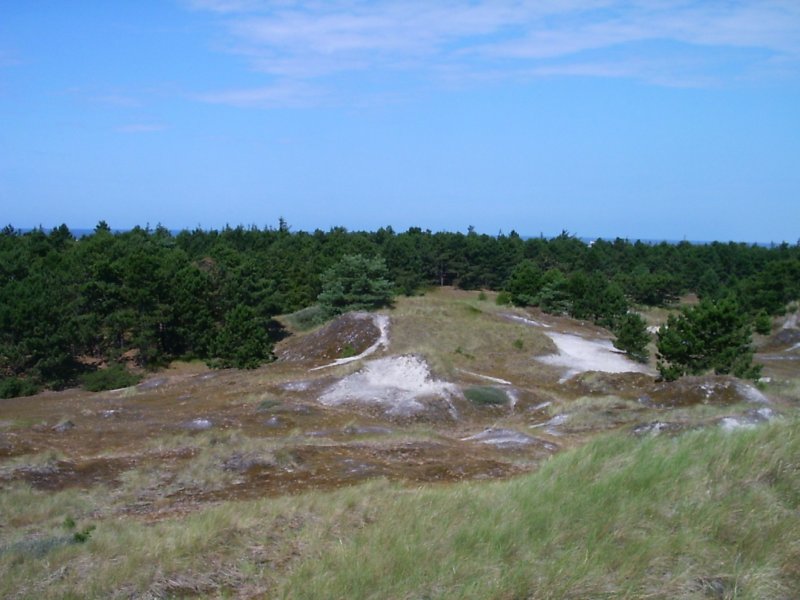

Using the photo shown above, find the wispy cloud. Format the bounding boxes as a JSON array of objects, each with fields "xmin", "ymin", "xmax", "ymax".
[
  {"xmin": 196, "ymin": 80, "xmax": 325, "ymax": 108},
  {"xmin": 189, "ymin": 1, "xmax": 800, "ymax": 106},
  {"xmin": 115, "ymin": 123, "xmax": 166, "ymax": 133}
]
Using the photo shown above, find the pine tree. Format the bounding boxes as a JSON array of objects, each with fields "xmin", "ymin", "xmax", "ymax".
[
  {"xmin": 656, "ymin": 297, "xmax": 760, "ymax": 381},
  {"xmin": 613, "ymin": 313, "xmax": 650, "ymax": 363},
  {"xmin": 317, "ymin": 255, "xmax": 394, "ymax": 318}
]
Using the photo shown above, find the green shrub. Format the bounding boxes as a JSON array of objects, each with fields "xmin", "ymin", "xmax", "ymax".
[
  {"xmin": 284, "ymin": 305, "xmax": 326, "ymax": 331},
  {"xmin": 318, "ymin": 255, "xmax": 394, "ymax": 318},
  {"xmin": 495, "ymin": 291, "xmax": 512, "ymax": 305},
  {"xmin": 613, "ymin": 313, "xmax": 650, "ymax": 363},
  {"xmin": 464, "ymin": 386, "xmax": 508, "ymax": 406},
  {"xmin": 257, "ymin": 398, "xmax": 282, "ymax": 412},
  {"xmin": 754, "ymin": 311, "xmax": 772, "ymax": 335},
  {"xmin": 657, "ymin": 297, "xmax": 760, "ymax": 381},
  {"xmin": 454, "ymin": 346, "xmax": 475, "ymax": 359},
  {"xmin": 512, "ymin": 338, "xmax": 524, "ymax": 350},
  {"xmin": 72, "ymin": 525, "xmax": 95, "ymax": 543},
  {"xmin": 339, "ymin": 344, "xmax": 358, "ymax": 358},
  {"xmin": 0, "ymin": 376, "xmax": 40, "ymax": 399},
  {"xmin": 81, "ymin": 364, "xmax": 141, "ymax": 392}
]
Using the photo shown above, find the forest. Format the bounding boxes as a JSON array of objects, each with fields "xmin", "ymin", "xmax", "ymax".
[{"xmin": 1, "ymin": 221, "xmax": 799, "ymax": 397}]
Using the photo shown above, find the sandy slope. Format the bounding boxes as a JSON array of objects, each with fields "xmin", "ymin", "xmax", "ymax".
[
  {"xmin": 537, "ymin": 331, "xmax": 653, "ymax": 382},
  {"xmin": 318, "ymin": 354, "xmax": 459, "ymax": 416}
]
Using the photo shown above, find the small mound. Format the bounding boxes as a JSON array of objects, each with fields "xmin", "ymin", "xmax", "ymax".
[
  {"xmin": 277, "ymin": 312, "xmax": 382, "ymax": 362},
  {"xmin": 318, "ymin": 355, "xmax": 458, "ymax": 418},
  {"xmin": 565, "ymin": 371, "xmax": 655, "ymax": 398},
  {"xmin": 645, "ymin": 376, "xmax": 769, "ymax": 407}
]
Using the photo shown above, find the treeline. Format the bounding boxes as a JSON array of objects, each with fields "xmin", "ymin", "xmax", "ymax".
[{"xmin": 1, "ymin": 222, "xmax": 799, "ymax": 396}]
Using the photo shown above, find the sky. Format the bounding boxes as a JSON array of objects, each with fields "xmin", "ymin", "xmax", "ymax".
[{"xmin": 1, "ymin": 1, "xmax": 799, "ymax": 243}]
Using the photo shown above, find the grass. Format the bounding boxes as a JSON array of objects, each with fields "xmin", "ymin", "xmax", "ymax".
[
  {"xmin": 283, "ymin": 418, "xmax": 800, "ymax": 599},
  {"xmin": 388, "ymin": 288, "xmax": 555, "ymax": 383},
  {"xmin": 548, "ymin": 395, "xmax": 648, "ymax": 432},
  {"xmin": 1, "ymin": 287, "xmax": 798, "ymax": 598},
  {"xmin": 0, "ymin": 418, "xmax": 797, "ymax": 598}
]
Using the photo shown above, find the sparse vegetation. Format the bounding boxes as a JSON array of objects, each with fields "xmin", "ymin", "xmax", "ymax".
[{"xmin": 0, "ymin": 419, "xmax": 797, "ymax": 598}]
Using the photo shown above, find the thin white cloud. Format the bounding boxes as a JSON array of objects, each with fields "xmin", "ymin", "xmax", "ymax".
[
  {"xmin": 196, "ymin": 80, "xmax": 325, "ymax": 108},
  {"xmin": 189, "ymin": 0, "xmax": 800, "ymax": 107}
]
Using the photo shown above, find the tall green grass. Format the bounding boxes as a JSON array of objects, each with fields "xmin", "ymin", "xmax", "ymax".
[{"xmin": 283, "ymin": 419, "xmax": 800, "ymax": 599}]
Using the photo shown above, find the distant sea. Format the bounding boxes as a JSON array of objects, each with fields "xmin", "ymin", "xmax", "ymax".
[{"xmin": 12, "ymin": 227, "xmax": 784, "ymax": 248}]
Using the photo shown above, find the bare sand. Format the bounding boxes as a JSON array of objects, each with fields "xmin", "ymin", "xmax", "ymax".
[{"xmin": 537, "ymin": 331, "xmax": 653, "ymax": 382}]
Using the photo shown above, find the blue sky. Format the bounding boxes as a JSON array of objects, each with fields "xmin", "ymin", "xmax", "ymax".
[{"xmin": 1, "ymin": 1, "xmax": 799, "ymax": 242}]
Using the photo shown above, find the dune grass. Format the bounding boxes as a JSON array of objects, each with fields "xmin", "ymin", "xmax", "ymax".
[
  {"xmin": 388, "ymin": 289, "xmax": 555, "ymax": 383},
  {"xmin": 1, "ymin": 418, "xmax": 797, "ymax": 598},
  {"xmin": 282, "ymin": 418, "xmax": 800, "ymax": 599}
]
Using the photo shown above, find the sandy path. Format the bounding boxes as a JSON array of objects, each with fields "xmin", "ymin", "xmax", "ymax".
[
  {"xmin": 457, "ymin": 369, "xmax": 512, "ymax": 385},
  {"xmin": 503, "ymin": 313, "xmax": 551, "ymax": 328}
]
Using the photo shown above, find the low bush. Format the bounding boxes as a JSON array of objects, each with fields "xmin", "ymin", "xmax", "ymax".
[
  {"xmin": 464, "ymin": 386, "xmax": 508, "ymax": 406},
  {"xmin": 0, "ymin": 377, "xmax": 40, "ymax": 399},
  {"xmin": 256, "ymin": 398, "xmax": 282, "ymax": 412},
  {"xmin": 283, "ymin": 305, "xmax": 326, "ymax": 331},
  {"xmin": 81, "ymin": 364, "xmax": 141, "ymax": 392},
  {"xmin": 495, "ymin": 291, "xmax": 512, "ymax": 305}
]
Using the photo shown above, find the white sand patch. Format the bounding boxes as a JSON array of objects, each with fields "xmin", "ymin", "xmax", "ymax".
[
  {"xmin": 719, "ymin": 417, "xmax": 756, "ymax": 432},
  {"xmin": 735, "ymin": 382, "xmax": 770, "ymax": 404},
  {"xmin": 318, "ymin": 355, "xmax": 459, "ymax": 417},
  {"xmin": 537, "ymin": 332, "xmax": 651, "ymax": 382},
  {"xmin": 646, "ymin": 325, "xmax": 661, "ymax": 334},
  {"xmin": 507, "ymin": 389, "xmax": 519, "ymax": 410},
  {"xmin": 282, "ymin": 380, "xmax": 312, "ymax": 392},
  {"xmin": 461, "ymin": 428, "xmax": 548, "ymax": 449},
  {"xmin": 720, "ymin": 407, "xmax": 778, "ymax": 432},
  {"xmin": 781, "ymin": 312, "xmax": 798, "ymax": 330},
  {"xmin": 457, "ymin": 369, "xmax": 512, "ymax": 385},
  {"xmin": 530, "ymin": 413, "xmax": 569, "ymax": 436},
  {"xmin": 310, "ymin": 314, "xmax": 390, "ymax": 371},
  {"xmin": 504, "ymin": 313, "xmax": 551, "ymax": 328}
]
